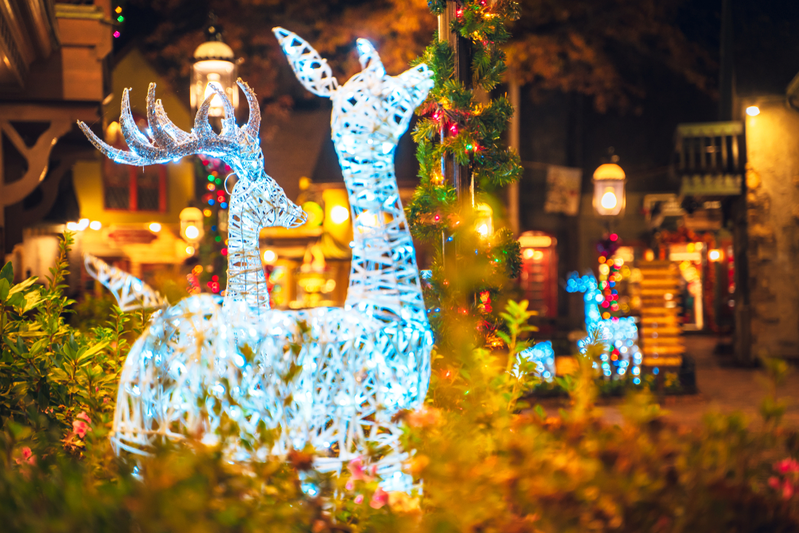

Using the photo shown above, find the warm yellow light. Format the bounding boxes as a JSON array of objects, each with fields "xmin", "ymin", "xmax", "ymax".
[
  {"xmin": 523, "ymin": 248, "xmax": 535, "ymax": 259},
  {"xmin": 356, "ymin": 211, "xmax": 379, "ymax": 228},
  {"xmin": 330, "ymin": 205, "xmax": 350, "ymax": 224},
  {"xmin": 476, "ymin": 223, "xmax": 489, "ymax": 237},
  {"xmin": 89, "ymin": 221, "xmax": 102, "ymax": 231},
  {"xmin": 614, "ymin": 257, "xmax": 624, "ymax": 267},
  {"xmin": 184, "ymin": 225, "xmax": 200, "ymax": 240},
  {"xmin": 533, "ymin": 250, "xmax": 544, "ymax": 261},
  {"xmin": 600, "ymin": 189, "xmax": 618, "ymax": 210},
  {"xmin": 66, "ymin": 222, "xmax": 79, "ymax": 231},
  {"xmin": 148, "ymin": 222, "xmax": 162, "ymax": 233},
  {"xmin": 709, "ymin": 249, "xmax": 722, "ymax": 261},
  {"xmin": 186, "ymin": 246, "xmax": 195, "ymax": 255},
  {"xmin": 77, "ymin": 218, "xmax": 90, "ymax": 231},
  {"xmin": 263, "ymin": 249, "xmax": 277, "ymax": 263},
  {"xmin": 746, "ymin": 105, "xmax": 760, "ymax": 117}
]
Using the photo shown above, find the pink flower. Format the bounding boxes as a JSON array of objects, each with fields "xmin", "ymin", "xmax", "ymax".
[
  {"xmin": 370, "ymin": 488, "xmax": 389, "ymax": 509},
  {"xmin": 15, "ymin": 447, "xmax": 35, "ymax": 466},
  {"xmin": 769, "ymin": 476, "xmax": 781, "ymax": 489},
  {"xmin": 354, "ymin": 494, "xmax": 364, "ymax": 504},
  {"xmin": 348, "ymin": 457, "xmax": 366, "ymax": 481},
  {"xmin": 345, "ymin": 480, "xmax": 354, "ymax": 491},
  {"xmin": 776, "ymin": 458, "xmax": 799, "ymax": 474},
  {"xmin": 72, "ymin": 411, "xmax": 91, "ymax": 439}
]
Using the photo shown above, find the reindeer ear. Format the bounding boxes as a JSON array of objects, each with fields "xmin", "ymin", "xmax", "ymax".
[
  {"xmin": 273, "ymin": 27, "xmax": 338, "ymax": 98},
  {"xmin": 355, "ymin": 38, "xmax": 385, "ymax": 76},
  {"xmin": 398, "ymin": 63, "xmax": 434, "ymax": 107}
]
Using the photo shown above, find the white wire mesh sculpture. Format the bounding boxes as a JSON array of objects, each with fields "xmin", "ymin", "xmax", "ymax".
[
  {"xmin": 79, "ymin": 59, "xmax": 434, "ymax": 490},
  {"xmin": 565, "ymin": 272, "xmax": 642, "ymax": 379},
  {"xmin": 78, "ymin": 82, "xmax": 311, "ymax": 460},
  {"xmin": 84, "ymin": 254, "xmax": 168, "ymax": 312},
  {"xmin": 274, "ymin": 28, "xmax": 435, "ymax": 485}
]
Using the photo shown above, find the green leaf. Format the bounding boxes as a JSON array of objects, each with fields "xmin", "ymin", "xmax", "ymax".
[{"xmin": 0, "ymin": 262, "xmax": 12, "ymax": 285}]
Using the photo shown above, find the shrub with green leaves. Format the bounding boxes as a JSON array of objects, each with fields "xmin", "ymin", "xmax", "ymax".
[{"xmin": 0, "ymin": 234, "xmax": 131, "ymax": 456}]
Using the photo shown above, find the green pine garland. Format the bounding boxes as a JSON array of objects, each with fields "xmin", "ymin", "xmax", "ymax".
[{"xmin": 409, "ymin": 0, "xmax": 523, "ymax": 347}]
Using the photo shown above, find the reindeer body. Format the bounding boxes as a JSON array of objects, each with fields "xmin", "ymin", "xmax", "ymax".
[{"xmin": 566, "ymin": 272, "xmax": 642, "ymax": 379}]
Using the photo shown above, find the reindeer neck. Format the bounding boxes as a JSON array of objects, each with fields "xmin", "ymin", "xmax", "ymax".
[
  {"xmin": 336, "ymin": 146, "xmax": 428, "ymax": 326},
  {"xmin": 222, "ymin": 178, "xmax": 271, "ymax": 317}
]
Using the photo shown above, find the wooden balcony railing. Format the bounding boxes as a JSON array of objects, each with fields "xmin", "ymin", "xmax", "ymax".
[{"xmin": 675, "ymin": 121, "xmax": 745, "ymax": 196}]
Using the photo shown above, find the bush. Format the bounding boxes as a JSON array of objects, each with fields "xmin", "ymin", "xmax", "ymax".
[{"xmin": 1, "ymin": 236, "xmax": 799, "ymax": 532}]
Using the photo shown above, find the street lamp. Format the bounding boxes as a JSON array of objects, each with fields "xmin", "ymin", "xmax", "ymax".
[
  {"xmin": 593, "ymin": 162, "xmax": 626, "ymax": 216},
  {"xmin": 191, "ymin": 21, "xmax": 237, "ymax": 117}
]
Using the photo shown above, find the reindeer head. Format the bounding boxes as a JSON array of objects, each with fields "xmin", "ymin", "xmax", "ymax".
[
  {"xmin": 78, "ymin": 80, "xmax": 306, "ymax": 229},
  {"xmin": 274, "ymin": 28, "xmax": 434, "ymax": 157}
]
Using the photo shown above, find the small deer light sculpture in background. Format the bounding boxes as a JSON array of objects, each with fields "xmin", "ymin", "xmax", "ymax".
[{"xmin": 565, "ymin": 271, "xmax": 642, "ymax": 380}]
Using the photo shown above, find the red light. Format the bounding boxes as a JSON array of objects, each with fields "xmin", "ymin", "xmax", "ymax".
[
  {"xmin": 449, "ymin": 124, "xmax": 459, "ymax": 136},
  {"xmin": 212, "ymin": 275, "xmax": 219, "ymax": 282},
  {"xmin": 434, "ymin": 214, "xmax": 440, "ymax": 222},
  {"xmin": 609, "ymin": 233, "xmax": 618, "ymax": 241},
  {"xmin": 221, "ymin": 248, "xmax": 228, "ymax": 256}
]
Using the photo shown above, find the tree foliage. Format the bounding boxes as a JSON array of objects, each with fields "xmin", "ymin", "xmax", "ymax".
[{"xmin": 123, "ymin": 0, "xmax": 714, "ymax": 116}]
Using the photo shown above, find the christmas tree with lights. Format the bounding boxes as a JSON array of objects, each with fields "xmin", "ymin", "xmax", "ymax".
[{"xmin": 407, "ymin": 0, "xmax": 523, "ymax": 350}]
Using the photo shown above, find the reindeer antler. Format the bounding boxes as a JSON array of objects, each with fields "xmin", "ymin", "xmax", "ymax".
[{"xmin": 77, "ymin": 79, "xmax": 262, "ymax": 168}]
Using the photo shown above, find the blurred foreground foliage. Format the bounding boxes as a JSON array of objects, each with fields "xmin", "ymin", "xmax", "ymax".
[{"xmin": 1, "ymin": 235, "xmax": 799, "ymax": 532}]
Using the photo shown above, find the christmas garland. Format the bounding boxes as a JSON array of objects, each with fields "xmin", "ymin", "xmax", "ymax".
[{"xmin": 408, "ymin": 0, "xmax": 522, "ymax": 346}]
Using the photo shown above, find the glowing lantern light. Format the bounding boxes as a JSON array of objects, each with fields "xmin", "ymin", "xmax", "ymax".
[
  {"xmin": 330, "ymin": 205, "xmax": 350, "ymax": 224},
  {"xmin": 593, "ymin": 163, "xmax": 626, "ymax": 216},
  {"xmin": 89, "ymin": 221, "xmax": 102, "ymax": 231},
  {"xmin": 191, "ymin": 21, "xmax": 238, "ymax": 117},
  {"xmin": 262, "ymin": 249, "xmax": 277, "ymax": 264},
  {"xmin": 746, "ymin": 105, "xmax": 760, "ymax": 117},
  {"xmin": 475, "ymin": 203, "xmax": 494, "ymax": 238},
  {"xmin": 709, "ymin": 249, "xmax": 722, "ymax": 261},
  {"xmin": 180, "ymin": 207, "xmax": 204, "ymax": 243},
  {"xmin": 148, "ymin": 222, "xmax": 162, "ymax": 233}
]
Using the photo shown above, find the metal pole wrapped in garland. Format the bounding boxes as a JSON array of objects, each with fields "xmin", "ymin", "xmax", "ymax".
[{"xmin": 408, "ymin": 0, "xmax": 523, "ymax": 348}]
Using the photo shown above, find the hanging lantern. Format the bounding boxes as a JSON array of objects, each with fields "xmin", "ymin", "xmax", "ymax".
[
  {"xmin": 593, "ymin": 163, "xmax": 626, "ymax": 216},
  {"xmin": 180, "ymin": 207, "xmax": 204, "ymax": 244},
  {"xmin": 191, "ymin": 22, "xmax": 238, "ymax": 117}
]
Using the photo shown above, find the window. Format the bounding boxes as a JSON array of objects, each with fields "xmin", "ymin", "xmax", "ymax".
[{"xmin": 102, "ymin": 118, "xmax": 167, "ymax": 212}]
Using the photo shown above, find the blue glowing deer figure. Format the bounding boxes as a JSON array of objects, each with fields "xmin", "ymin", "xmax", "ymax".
[{"xmin": 566, "ymin": 272, "xmax": 642, "ymax": 380}]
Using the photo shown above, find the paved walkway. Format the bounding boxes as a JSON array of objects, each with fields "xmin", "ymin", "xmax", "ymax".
[{"xmin": 601, "ymin": 335, "xmax": 799, "ymax": 428}]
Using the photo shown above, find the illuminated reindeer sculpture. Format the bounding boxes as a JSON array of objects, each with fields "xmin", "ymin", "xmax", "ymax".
[
  {"xmin": 79, "ymin": 82, "xmax": 316, "ymax": 458},
  {"xmin": 565, "ymin": 271, "xmax": 642, "ymax": 379},
  {"xmin": 81, "ymin": 69, "xmax": 432, "ymax": 488},
  {"xmin": 274, "ymin": 27, "xmax": 435, "ymax": 479}
]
